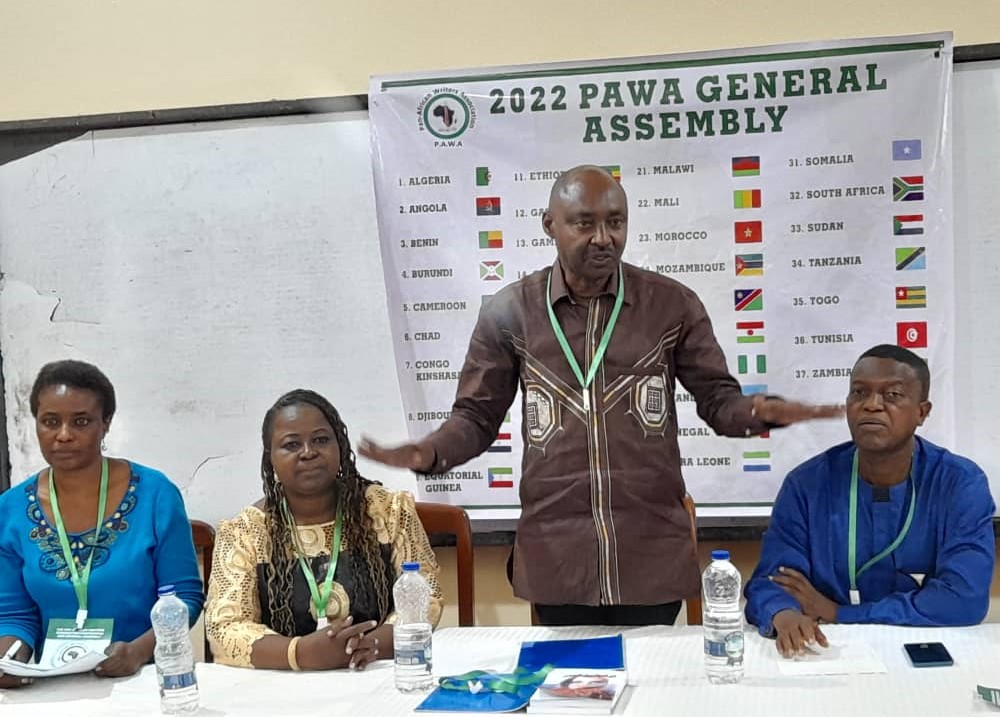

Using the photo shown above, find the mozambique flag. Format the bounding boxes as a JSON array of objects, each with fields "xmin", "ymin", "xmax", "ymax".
[
  {"xmin": 732, "ymin": 156, "xmax": 760, "ymax": 177},
  {"xmin": 479, "ymin": 230, "xmax": 503, "ymax": 249},
  {"xmin": 895, "ymin": 285, "xmax": 927, "ymax": 309},
  {"xmin": 733, "ymin": 189, "xmax": 761, "ymax": 209},
  {"xmin": 735, "ymin": 253, "xmax": 763, "ymax": 277},
  {"xmin": 893, "ymin": 176, "xmax": 924, "ymax": 202}
]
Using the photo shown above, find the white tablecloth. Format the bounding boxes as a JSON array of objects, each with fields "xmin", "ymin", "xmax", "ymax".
[{"xmin": 2, "ymin": 624, "xmax": 999, "ymax": 716}]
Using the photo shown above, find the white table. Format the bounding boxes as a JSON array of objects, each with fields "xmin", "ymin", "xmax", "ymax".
[{"xmin": 2, "ymin": 624, "xmax": 999, "ymax": 716}]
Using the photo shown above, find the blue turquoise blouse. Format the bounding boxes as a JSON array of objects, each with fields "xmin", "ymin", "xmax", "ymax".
[{"xmin": 0, "ymin": 462, "xmax": 204, "ymax": 657}]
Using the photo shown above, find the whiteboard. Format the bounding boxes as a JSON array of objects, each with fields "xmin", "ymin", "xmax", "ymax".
[{"xmin": 1, "ymin": 58, "xmax": 998, "ymax": 522}]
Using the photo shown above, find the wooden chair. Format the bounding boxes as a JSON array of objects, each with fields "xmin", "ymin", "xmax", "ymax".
[
  {"xmin": 190, "ymin": 520, "xmax": 216, "ymax": 662},
  {"xmin": 683, "ymin": 493, "xmax": 702, "ymax": 626},
  {"xmin": 415, "ymin": 503, "xmax": 475, "ymax": 626}
]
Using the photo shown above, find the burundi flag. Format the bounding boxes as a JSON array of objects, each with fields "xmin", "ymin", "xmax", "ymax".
[
  {"xmin": 734, "ymin": 220, "xmax": 762, "ymax": 244},
  {"xmin": 736, "ymin": 320, "xmax": 764, "ymax": 344},
  {"xmin": 742, "ymin": 450, "xmax": 771, "ymax": 472},
  {"xmin": 733, "ymin": 189, "xmax": 762, "ymax": 209},
  {"xmin": 738, "ymin": 354, "xmax": 767, "ymax": 375},
  {"xmin": 476, "ymin": 196, "xmax": 502, "ymax": 216},
  {"xmin": 480, "ymin": 260, "xmax": 504, "ymax": 281},
  {"xmin": 892, "ymin": 139, "xmax": 922, "ymax": 161},
  {"xmin": 896, "ymin": 285, "xmax": 927, "ymax": 309},
  {"xmin": 895, "ymin": 247, "xmax": 926, "ymax": 271},
  {"xmin": 602, "ymin": 165, "xmax": 622, "ymax": 182},
  {"xmin": 479, "ymin": 230, "xmax": 503, "ymax": 249},
  {"xmin": 892, "ymin": 176, "xmax": 924, "ymax": 202},
  {"xmin": 734, "ymin": 288, "xmax": 763, "ymax": 311},
  {"xmin": 732, "ymin": 156, "xmax": 760, "ymax": 177},
  {"xmin": 735, "ymin": 253, "xmax": 763, "ymax": 277},
  {"xmin": 897, "ymin": 321, "xmax": 927, "ymax": 349},
  {"xmin": 893, "ymin": 214, "xmax": 924, "ymax": 236},
  {"xmin": 487, "ymin": 467, "xmax": 514, "ymax": 488},
  {"xmin": 475, "ymin": 166, "xmax": 491, "ymax": 186}
]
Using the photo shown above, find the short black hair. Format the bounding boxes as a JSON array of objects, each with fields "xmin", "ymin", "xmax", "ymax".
[
  {"xmin": 855, "ymin": 344, "xmax": 930, "ymax": 400},
  {"xmin": 29, "ymin": 360, "xmax": 117, "ymax": 421}
]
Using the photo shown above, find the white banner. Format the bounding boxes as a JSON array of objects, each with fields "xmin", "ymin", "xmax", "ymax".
[{"xmin": 369, "ymin": 33, "xmax": 954, "ymax": 514}]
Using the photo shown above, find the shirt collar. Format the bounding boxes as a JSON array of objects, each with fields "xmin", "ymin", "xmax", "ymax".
[{"xmin": 548, "ymin": 259, "xmax": 632, "ymax": 306}]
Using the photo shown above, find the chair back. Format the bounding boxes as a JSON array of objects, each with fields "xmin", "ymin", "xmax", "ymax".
[
  {"xmin": 415, "ymin": 502, "xmax": 475, "ymax": 626},
  {"xmin": 683, "ymin": 494, "xmax": 703, "ymax": 626},
  {"xmin": 190, "ymin": 520, "xmax": 216, "ymax": 661}
]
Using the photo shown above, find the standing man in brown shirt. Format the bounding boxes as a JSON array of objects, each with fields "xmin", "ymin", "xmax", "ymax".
[{"xmin": 361, "ymin": 165, "xmax": 842, "ymax": 626}]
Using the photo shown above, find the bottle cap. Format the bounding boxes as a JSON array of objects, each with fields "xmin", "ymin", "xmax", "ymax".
[
  {"xmin": 402, "ymin": 562, "xmax": 420, "ymax": 571},
  {"xmin": 711, "ymin": 549, "xmax": 730, "ymax": 561},
  {"xmin": 157, "ymin": 585, "xmax": 177, "ymax": 597}
]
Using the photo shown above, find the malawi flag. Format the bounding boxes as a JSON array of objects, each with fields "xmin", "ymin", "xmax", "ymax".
[
  {"xmin": 479, "ymin": 230, "xmax": 503, "ymax": 249},
  {"xmin": 733, "ymin": 189, "xmax": 762, "ymax": 209},
  {"xmin": 476, "ymin": 197, "xmax": 502, "ymax": 216},
  {"xmin": 732, "ymin": 156, "xmax": 760, "ymax": 177}
]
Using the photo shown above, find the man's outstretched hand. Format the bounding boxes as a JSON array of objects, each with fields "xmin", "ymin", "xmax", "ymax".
[{"xmin": 358, "ymin": 437, "xmax": 435, "ymax": 473}]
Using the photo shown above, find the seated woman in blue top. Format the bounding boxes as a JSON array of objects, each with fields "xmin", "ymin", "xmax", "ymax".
[
  {"xmin": 0, "ymin": 360, "xmax": 204, "ymax": 688},
  {"xmin": 745, "ymin": 345, "xmax": 995, "ymax": 658}
]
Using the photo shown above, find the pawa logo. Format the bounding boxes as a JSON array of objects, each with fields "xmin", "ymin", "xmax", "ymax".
[{"xmin": 417, "ymin": 88, "xmax": 477, "ymax": 146}]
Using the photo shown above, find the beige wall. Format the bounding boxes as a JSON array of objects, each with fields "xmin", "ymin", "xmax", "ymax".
[
  {"xmin": 1, "ymin": 1, "xmax": 998, "ymax": 122},
  {"xmin": 431, "ymin": 540, "xmax": 1000, "ymax": 628}
]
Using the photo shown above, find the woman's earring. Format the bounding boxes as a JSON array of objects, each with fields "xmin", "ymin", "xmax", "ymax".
[{"xmin": 101, "ymin": 438, "xmax": 107, "ymax": 452}]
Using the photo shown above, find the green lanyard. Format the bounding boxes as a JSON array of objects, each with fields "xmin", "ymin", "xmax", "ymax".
[
  {"xmin": 545, "ymin": 265, "xmax": 625, "ymax": 412},
  {"xmin": 847, "ymin": 450, "xmax": 916, "ymax": 604},
  {"xmin": 438, "ymin": 665, "xmax": 554, "ymax": 695},
  {"xmin": 283, "ymin": 499, "xmax": 343, "ymax": 626},
  {"xmin": 48, "ymin": 458, "xmax": 110, "ymax": 629}
]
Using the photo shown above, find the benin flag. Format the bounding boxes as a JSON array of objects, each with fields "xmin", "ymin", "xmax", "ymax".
[
  {"xmin": 733, "ymin": 189, "xmax": 761, "ymax": 209},
  {"xmin": 479, "ymin": 230, "xmax": 503, "ymax": 249}
]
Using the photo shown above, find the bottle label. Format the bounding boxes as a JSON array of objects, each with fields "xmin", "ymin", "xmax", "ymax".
[
  {"xmin": 396, "ymin": 645, "xmax": 432, "ymax": 667},
  {"xmin": 160, "ymin": 671, "xmax": 198, "ymax": 690},
  {"xmin": 704, "ymin": 632, "xmax": 744, "ymax": 664}
]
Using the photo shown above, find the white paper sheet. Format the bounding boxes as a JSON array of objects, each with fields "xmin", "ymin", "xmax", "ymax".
[{"xmin": 775, "ymin": 641, "xmax": 887, "ymax": 676}]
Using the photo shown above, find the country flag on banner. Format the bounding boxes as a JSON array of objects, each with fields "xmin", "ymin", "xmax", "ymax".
[
  {"xmin": 735, "ymin": 253, "xmax": 763, "ymax": 277},
  {"xmin": 737, "ymin": 320, "xmax": 765, "ymax": 343},
  {"xmin": 895, "ymin": 247, "xmax": 927, "ymax": 271},
  {"xmin": 893, "ymin": 214, "xmax": 924, "ymax": 236},
  {"xmin": 487, "ymin": 431, "xmax": 513, "ymax": 453},
  {"xmin": 897, "ymin": 321, "xmax": 928, "ymax": 349},
  {"xmin": 738, "ymin": 354, "xmax": 767, "ymax": 375},
  {"xmin": 734, "ymin": 220, "xmax": 762, "ymax": 244},
  {"xmin": 734, "ymin": 288, "xmax": 763, "ymax": 311},
  {"xmin": 479, "ymin": 230, "xmax": 503, "ymax": 249},
  {"xmin": 741, "ymin": 384, "xmax": 768, "ymax": 396},
  {"xmin": 733, "ymin": 189, "xmax": 762, "ymax": 209},
  {"xmin": 487, "ymin": 467, "xmax": 514, "ymax": 488},
  {"xmin": 480, "ymin": 260, "xmax": 504, "ymax": 281},
  {"xmin": 475, "ymin": 166, "xmax": 491, "ymax": 186},
  {"xmin": 742, "ymin": 450, "xmax": 771, "ymax": 472},
  {"xmin": 732, "ymin": 156, "xmax": 760, "ymax": 177},
  {"xmin": 476, "ymin": 196, "xmax": 502, "ymax": 215},
  {"xmin": 892, "ymin": 139, "xmax": 922, "ymax": 161},
  {"xmin": 896, "ymin": 285, "xmax": 927, "ymax": 309},
  {"xmin": 602, "ymin": 165, "xmax": 622, "ymax": 182},
  {"xmin": 892, "ymin": 176, "xmax": 924, "ymax": 202}
]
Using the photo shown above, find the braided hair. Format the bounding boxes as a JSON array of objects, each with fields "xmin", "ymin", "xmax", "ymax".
[{"xmin": 260, "ymin": 389, "xmax": 393, "ymax": 636}]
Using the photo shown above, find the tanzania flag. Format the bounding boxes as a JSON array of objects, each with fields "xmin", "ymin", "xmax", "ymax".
[
  {"xmin": 475, "ymin": 166, "xmax": 491, "ymax": 186},
  {"xmin": 479, "ymin": 230, "xmax": 503, "ymax": 249},
  {"xmin": 893, "ymin": 176, "xmax": 924, "ymax": 202},
  {"xmin": 487, "ymin": 467, "xmax": 514, "ymax": 488},
  {"xmin": 893, "ymin": 214, "xmax": 924, "ymax": 236},
  {"xmin": 476, "ymin": 197, "xmax": 502, "ymax": 216},
  {"xmin": 896, "ymin": 285, "xmax": 927, "ymax": 309},
  {"xmin": 732, "ymin": 156, "xmax": 760, "ymax": 177},
  {"xmin": 733, "ymin": 189, "xmax": 761, "ymax": 209},
  {"xmin": 602, "ymin": 165, "xmax": 622, "ymax": 182},
  {"xmin": 734, "ymin": 288, "xmax": 763, "ymax": 311},
  {"xmin": 742, "ymin": 450, "xmax": 771, "ymax": 472},
  {"xmin": 736, "ymin": 321, "xmax": 764, "ymax": 343},
  {"xmin": 735, "ymin": 253, "xmax": 763, "ymax": 277},
  {"xmin": 738, "ymin": 354, "xmax": 767, "ymax": 375},
  {"xmin": 734, "ymin": 220, "xmax": 762, "ymax": 244},
  {"xmin": 895, "ymin": 247, "xmax": 926, "ymax": 271}
]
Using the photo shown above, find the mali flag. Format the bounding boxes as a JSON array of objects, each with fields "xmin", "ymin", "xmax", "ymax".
[
  {"xmin": 479, "ymin": 230, "xmax": 503, "ymax": 249},
  {"xmin": 733, "ymin": 189, "xmax": 761, "ymax": 209}
]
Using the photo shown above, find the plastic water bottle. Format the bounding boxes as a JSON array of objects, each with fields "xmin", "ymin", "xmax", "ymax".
[
  {"xmin": 150, "ymin": 585, "xmax": 200, "ymax": 714},
  {"xmin": 393, "ymin": 562, "xmax": 434, "ymax": 692},
  {"xmin": 702, "ymin": 549, "xmax": 745, "ymax": 684}
]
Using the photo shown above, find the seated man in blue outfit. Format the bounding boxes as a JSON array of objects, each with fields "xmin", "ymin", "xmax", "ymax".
[{"xmin": 745, "ymin": 344, "xmax": 995, "ymax": 657}]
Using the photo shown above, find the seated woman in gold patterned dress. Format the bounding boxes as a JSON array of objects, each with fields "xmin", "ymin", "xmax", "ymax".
[{"xmin": 205, "ymin": 389, "xmax": 442, "ymax": 670}]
